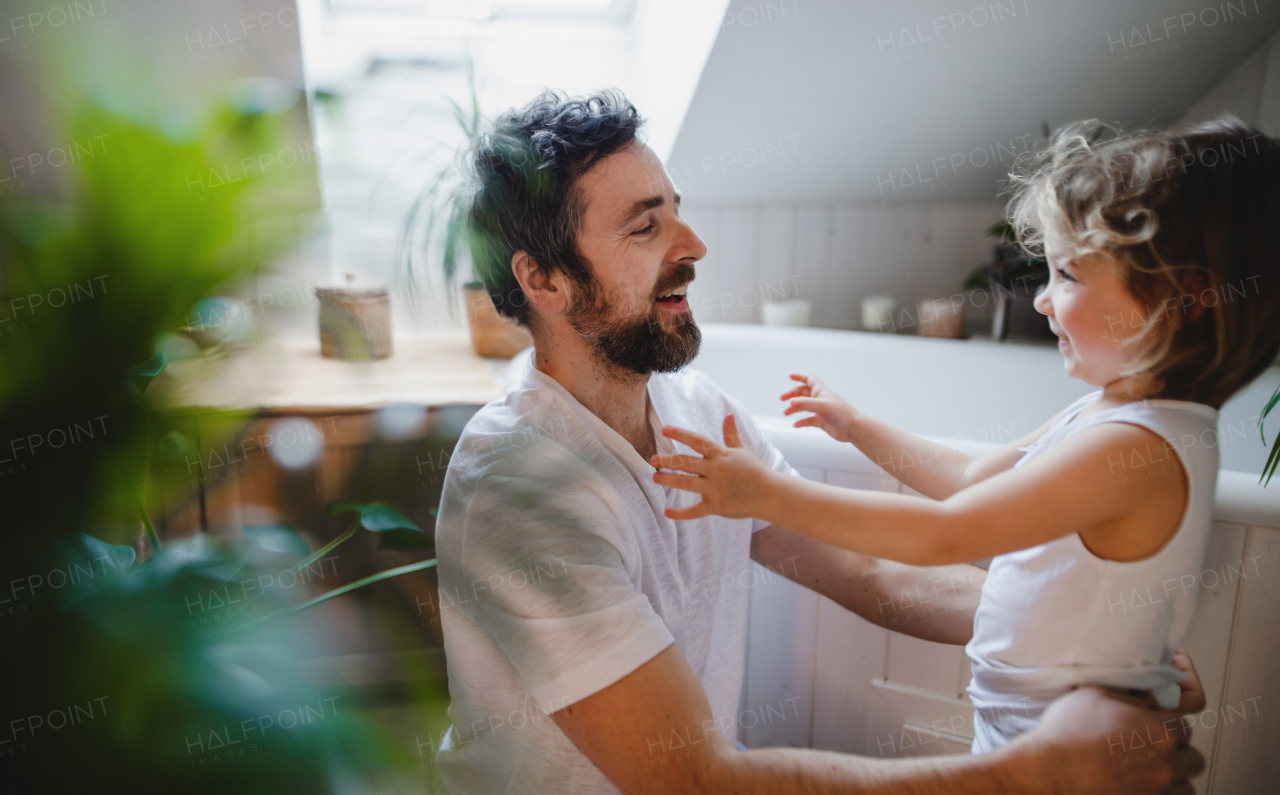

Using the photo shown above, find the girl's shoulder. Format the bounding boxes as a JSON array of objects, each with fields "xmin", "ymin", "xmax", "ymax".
[
  {"xmin": 1024, "ymin": 390, "xmax": 1103, "ymax": 444},
  {"xmin": 1056, "ymin": 389, "xmax": 1105, "ymax": 424}
]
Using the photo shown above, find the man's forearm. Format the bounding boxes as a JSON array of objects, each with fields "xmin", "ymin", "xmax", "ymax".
[
  {"xmin": 696, "ymin": 738, "xmax": 1050, "ymax": 795},
  {"xmin": 752, "ymin": 525, "xmax": 984, "ymax": 645},
  {"xmin": 865, "ymin": 557, "xmax": 985, "ymax": 645}
]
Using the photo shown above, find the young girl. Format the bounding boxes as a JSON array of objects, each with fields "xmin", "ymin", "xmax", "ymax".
[{"xmin": 649, "ymin": 117, "xmax": 1280, "ymax": 753}]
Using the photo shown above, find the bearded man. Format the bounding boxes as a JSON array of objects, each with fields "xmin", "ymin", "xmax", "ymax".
[{"xmin": 430, "ymin": 89, "xmax": 1205, "ymax": 795}]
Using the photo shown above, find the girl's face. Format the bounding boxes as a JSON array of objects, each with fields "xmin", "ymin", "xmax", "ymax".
[{"xmin": 1033, "ymin": 229, "xmax": 1153, "ymax": 387}]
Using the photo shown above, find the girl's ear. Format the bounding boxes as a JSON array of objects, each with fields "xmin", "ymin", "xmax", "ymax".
[{"xmin": 1182, "ymin": 274, "xmax": 1211, "ymax": 322}]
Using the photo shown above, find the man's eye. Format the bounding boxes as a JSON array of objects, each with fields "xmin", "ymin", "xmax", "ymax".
[{"xmin": 632, "ymin": 224, "xmax": 655, "ymax": 236}]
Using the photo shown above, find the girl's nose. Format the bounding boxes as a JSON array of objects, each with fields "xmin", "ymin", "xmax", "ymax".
[{"xmin": 1033, "ymin": 283, "xmax": 1052, "ymax": 316}]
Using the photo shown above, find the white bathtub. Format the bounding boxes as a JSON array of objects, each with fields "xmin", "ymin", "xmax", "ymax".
[{"xmin": 689, "ymin": 323, "xmax": 1280, "ymax": 477}]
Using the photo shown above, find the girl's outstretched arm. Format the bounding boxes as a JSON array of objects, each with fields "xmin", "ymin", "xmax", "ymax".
[
  {"xmin": 784, "ymin": 373, "xmax": 1064, "ymax": 500},
  {"xmin": 652, "ymin": 415, "xmax": 1183, "ymax": 566}
]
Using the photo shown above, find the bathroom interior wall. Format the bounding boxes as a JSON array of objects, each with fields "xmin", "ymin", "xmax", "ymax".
[
  {"xmin": 684, "ymin": 25, "xmax": 1280, "ymax": 335},
  {"xmin": 680, "ymin": 200, "xmax": 1003, "ymax": 332}
]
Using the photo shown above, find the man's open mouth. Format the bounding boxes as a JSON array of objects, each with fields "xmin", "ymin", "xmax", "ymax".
[{"xmin": 655, "ymin": 284, "xmax": 689, "ymax": 307}]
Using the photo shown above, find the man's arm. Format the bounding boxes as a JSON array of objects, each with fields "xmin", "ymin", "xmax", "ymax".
[
  {"xmin": 551, "ymin": 644, "xmax": 1203, "ymax": 795},
  {"xmin": 751, "ymin": 523, "xmax": 983, "ymax": 645}
]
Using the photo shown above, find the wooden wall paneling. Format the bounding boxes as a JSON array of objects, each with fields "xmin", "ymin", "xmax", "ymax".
[
  {"xmin": 1207, "ymin": 526, "xmax": 1280, "ymax": 794},
  {"xmin": 827, "ymin": 205, "xmax": 865, "ymax": 331},
  {"xmin": 1175, "ymin": 522, "xmax": 1247, "ymax": 792},
  {"xmin": 683, "ymin": 200, "xmax": 1008, "ymax": 336},
  {"xmin": 757, "ymin": 203, "xmax": 797, "ymax": 299},
  {"xmin": 897, "ymin": 205, "xmax": 936, "ymax": 314},
  {"xmin": 865, "ymin": 678, "xmax": 975, "ymax": 759},
  {"xmin": 742, "ymin": 464, "xmax": 824, "ymax": 749},
  {"xmin": 962, "ymin": 204, "xmax": 1003, "ymax": 271},
  {"xmin": 879, "ymin": 480, "xmax": 969, "ymax": 696},
  {"xmin": 921, "ymin": 206, "xmax": 971, "ymax": 310},
  {"xmin": 793, "ymin": 205, "xmax": 834, "ymax": 327},
  {"xmin": 811, "ymin": 596, "xmax": 889, "ymax": 754},
  {"xmin": 884, "ymin": 634, "xmax": 967, "ymax": 695},
  {"xmin": 809, "ymin": 469, "xmax": 895, "ymax": 753},
  {"xmin": 681, "ymin": 203, "xmax": 724, "ymax": 325},
  {"xmin": 713, "ymin": 204, "xmax": 764, "ymax": 324},
  {"xmin": 856, "ymin": 203, "xmax": 908, "ymax": 332}
]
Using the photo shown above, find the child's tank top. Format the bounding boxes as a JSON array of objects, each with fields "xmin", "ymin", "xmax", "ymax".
[{"xmin": 964, "ymin": 389, "xmax": 1220, "ymax": 754}]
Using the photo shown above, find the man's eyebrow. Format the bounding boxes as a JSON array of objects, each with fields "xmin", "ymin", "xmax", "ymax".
[{"xmin": 619, "ymin": 195, "xmax": 665, "ymax": 226}]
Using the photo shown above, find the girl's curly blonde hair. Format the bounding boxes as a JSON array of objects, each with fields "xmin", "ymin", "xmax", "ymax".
[{"xmin": 1007, "ymin": 116, "xmax": 1280, "ymax": 408}]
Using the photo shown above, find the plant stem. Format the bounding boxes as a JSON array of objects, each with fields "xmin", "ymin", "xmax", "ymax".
[
  {"xmin": 229, "ymin": 559, "xmax": 438, "ymax": 635},
  {"xmin": 289, "ymin": 559, "xmax": 437, "ymax": 613},
  {"xmin": 130, "ymin": 477, "xmax": 162, "ymax": 551},
  {"xmin": 288, "ymin": 516, "xmax": 359, "ymax": 576}
]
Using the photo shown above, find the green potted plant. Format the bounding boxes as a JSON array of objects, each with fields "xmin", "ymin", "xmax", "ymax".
[
  {"xmin": 1258, "ymin": 390, "xmax": 1280, "ymax": 487},
  {"xmin": 0, "ymin": 98, "xmax": 443, "ymax": 793},
  {"xmin": 398, "ymin": 61, "xmax": 531, "ymax": 358},
  {"xmin": 964, "ymin": 221, "xmax": 1050, "ymax": 340}
]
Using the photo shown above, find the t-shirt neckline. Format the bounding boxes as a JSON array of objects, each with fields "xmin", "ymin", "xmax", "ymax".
[{"xmin": 520, "ymin": 357, "xmax": 672, "ymax": 471}]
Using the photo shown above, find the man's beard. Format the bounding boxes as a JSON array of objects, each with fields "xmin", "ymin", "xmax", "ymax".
[{"xmin": 565, "ymin": 263, "xmax": 701, "ymax": 376}]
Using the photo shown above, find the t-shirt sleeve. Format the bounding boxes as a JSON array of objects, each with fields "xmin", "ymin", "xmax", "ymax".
[
  {"xmin": 453, "ymin": 441, "xmax": 675, "ymax": 713},
  {"xmin": 718, "ymin": 391, "xmax": 802, "ymax": 532}
]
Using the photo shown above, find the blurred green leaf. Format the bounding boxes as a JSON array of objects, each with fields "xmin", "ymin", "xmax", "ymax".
[
  {"xmin": 242, "ymin": 523, "xmax": 310, "ymax": 558},
  {"xmin": 325, "ymin": 501, "xmax": 364, "ymax": 518},
  {"xmin": 358, "ymin": 504, "xmax": 421, "ymax": 533},
  {"xmin": 76, "ymin": 531, "xmax": 138, "ymax": 572},
  {"xmin": 327, "ymin": 501, "xmax": 423, "ymax": 534}
]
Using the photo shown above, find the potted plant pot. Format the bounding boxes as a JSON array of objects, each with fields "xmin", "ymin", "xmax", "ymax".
[{"xmin": 463, "ymin": 283, "xmax": 533, "ymax": 359}]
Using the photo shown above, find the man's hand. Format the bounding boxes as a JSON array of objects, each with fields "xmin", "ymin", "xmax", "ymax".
[
  {"xmin": 1010, "ymin": 685, "xmax": 1205, "ymax": 794},
  {"xmin": 781, "ymin": 373, "xmax": 860, "ymax": 443},
  {"xmin": 651, "ymin": 415, "xmax": 776, "ymax": 521}
]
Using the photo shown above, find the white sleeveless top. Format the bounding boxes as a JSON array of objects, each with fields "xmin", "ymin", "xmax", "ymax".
[{"xmin": 964, "ymin": 389, "xmax": 1220, "ymax": 754}]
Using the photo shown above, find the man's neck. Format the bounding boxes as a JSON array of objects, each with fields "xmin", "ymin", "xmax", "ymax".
[{"xmin": 533, "ymin": 339, "xmax": 657, "ymax": 461}]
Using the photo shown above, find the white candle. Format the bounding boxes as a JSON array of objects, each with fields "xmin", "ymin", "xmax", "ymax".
[
  {"xmin": 762, "ymin": 298, "xmax": 812, "ymax": 327},
  {"xmin": 862, "ymin": 295, "xmax": 897, "ymax": 332}
]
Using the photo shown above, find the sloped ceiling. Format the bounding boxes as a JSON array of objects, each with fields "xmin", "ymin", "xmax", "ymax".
[{"xmin": 669, "ymin": 0, "xmax": 1280, "ymax": 203}]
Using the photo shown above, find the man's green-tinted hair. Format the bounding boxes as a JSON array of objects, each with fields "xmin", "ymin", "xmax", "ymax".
[{"xmin": 463, "ymin": 89, "xmax": 645, "ymax": 326}]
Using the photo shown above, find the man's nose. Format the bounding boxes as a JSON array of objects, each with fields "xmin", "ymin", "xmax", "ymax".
[{"xmin": 673, "ymin": 217, "xmax": 707, "ymax": 262}]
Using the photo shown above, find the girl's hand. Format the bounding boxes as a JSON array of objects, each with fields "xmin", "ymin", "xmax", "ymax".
[
  {"xmin": 650, "ymin": 415, "xmax": 773, "ymax": 521},
  {"xmin": 781, "ymin": 373, "xmax": 858, "ymax": 443}
]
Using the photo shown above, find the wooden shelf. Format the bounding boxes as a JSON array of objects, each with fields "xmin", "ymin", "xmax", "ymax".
[{"xmin": 152, "ymin": 330, "xmax": 506, "ymax": 414}]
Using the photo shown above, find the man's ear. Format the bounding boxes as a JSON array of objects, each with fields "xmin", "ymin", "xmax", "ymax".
[{"xmin": 512, "ymin": 250, "xmax": 569, "ymax": 317}]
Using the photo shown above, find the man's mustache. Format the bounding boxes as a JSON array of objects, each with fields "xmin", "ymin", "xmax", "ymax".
[{"xmin": 652, "ymin": 263, "xmax": 697, "ymax": 299}]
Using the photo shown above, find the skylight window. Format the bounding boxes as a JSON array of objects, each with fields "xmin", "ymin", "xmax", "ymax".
[{"xmin": 324, "ymin": 0, "xmax": 635, "ymax": 25}]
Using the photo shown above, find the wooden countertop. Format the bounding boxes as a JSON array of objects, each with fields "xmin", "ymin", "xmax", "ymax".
[{"xmin": 152, "ymin": 330, "xmax": 509, "ymax": 414}]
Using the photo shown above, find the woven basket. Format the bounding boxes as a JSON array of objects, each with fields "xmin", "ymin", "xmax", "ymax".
[
  {"xmin": 463, "ymin": 284, "xmax": 532, "ymax": 359},
  {"xmin": 315, "ymin": 275, "xmax": 393, "ymax": 360}
]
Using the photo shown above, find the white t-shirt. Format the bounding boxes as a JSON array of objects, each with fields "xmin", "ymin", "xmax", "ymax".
[{"xmin": 433, "ymin": 356, "xmax": 799, "ymax": 794}]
